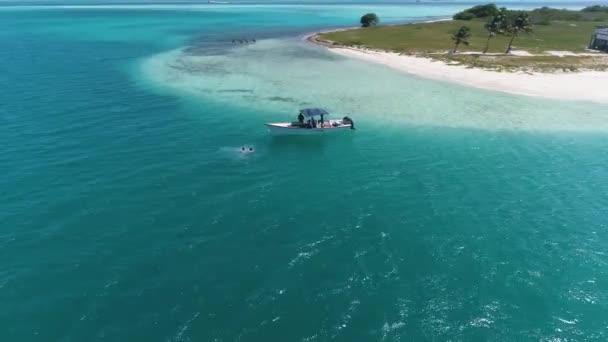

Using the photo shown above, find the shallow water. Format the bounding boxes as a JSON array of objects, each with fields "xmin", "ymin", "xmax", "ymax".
[
  {"xmin": 2, "ymin": 2, "xmax": 608, "ymax": 341},
  {"xmin": 141, "ymin": 38, "xmax": 608, "ymax": 131}
]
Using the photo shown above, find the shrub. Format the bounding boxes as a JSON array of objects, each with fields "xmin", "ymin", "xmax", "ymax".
[
  {"xmin": 582, "ymin": 5, "xmax": 608, "ymax": 13},
  {"xmin": 360, "ymin": 13, "xmax": 379, "ymax": 27},
  {"xmin": 529, "ymin": 7, "xmax": 581, "ymax": 22},
  {"xmin": 453, "ymin": 4, "xmax": 499, "ymax": 20},
  {"xmin": 453, "ymin": 11, "xmax": 476, "ymax": 20}
]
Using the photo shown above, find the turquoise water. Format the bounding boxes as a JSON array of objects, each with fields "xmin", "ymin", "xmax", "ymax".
[{"xmin": 2, "ymin": 2, "xmax": 608, "ymax": 341}]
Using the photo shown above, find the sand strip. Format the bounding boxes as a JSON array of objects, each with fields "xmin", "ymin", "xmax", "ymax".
[{"xmin": 309, "ymin": 36, "xmax": 608, "ymax": 104}]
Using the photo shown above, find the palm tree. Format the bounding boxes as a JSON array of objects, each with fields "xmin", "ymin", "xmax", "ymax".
[
  {"xmin": 483, "ymin": 9, "xmax": 507, "ymax": 53},
  {"xmin": 504, "ymin": 11, "xmax": 533, "ymax": 54},
  {"xmin": 451, "ymin": 26, "xmax": 471, "ymax": 53}
]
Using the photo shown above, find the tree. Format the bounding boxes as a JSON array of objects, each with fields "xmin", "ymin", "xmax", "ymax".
[
  {"xmin": 483, "ymin": 8, "xmax": 507, "ymax": 53},
  {"xmin": 453, "ymin": 11, "xmax": 476, "ymax": 21},
  {"xmin": 582, "ymin": 5, "xmax": 608, "ymax": 13},
  {"xmin": 360, "ymin": 13, "xmax": 379, "ymax": 27},
  {"xmin": 453, "ymin": 3, "xmax": 499, "ymax": 20},
  {"xmin": 504, "ymin": 11, "xmax": 533, "ymax": 54},
  {"xmin": 451, "ymin": 26, "xmax": 471, "ymax": 53}
]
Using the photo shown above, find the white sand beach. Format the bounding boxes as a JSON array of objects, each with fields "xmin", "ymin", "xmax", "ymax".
[{"xmin": 321, "ymin": 45, "xmax": 608, "ymax": 104}]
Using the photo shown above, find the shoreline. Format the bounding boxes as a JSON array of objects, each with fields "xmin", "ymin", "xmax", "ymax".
[{"xmin": 307, "ymin": 30, "xmax": 608, "ymax": 104}]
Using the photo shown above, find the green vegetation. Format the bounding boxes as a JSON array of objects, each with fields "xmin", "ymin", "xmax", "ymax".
[
  {"xmin": 483, "ymin": 8, "xmax": 507, "ymax": 53},
  {"xmin": 360, "ymin": 13, "xmax": 379, "ymax": 27},
  {"xmin": 451, "ymin": 26, "xmax": 471, "ymax": 53},
  {"xmin": 320, "ymin": 20, "xmax": 601, "ymax": 53},
  {"xmin": 452, "ymin": 4, "xmax": 608, "ymax": 25},
  {"xmin": 452, "ymin": 4, "xmax": 608, "ymax": 24},
  {"xmin": 317, "ymin": 7, "xmax": 608, "ymax": 72},
  {"xmin": 529, "ymin": 7, "xmax": 585, "ymax": 23},
  {"xmin": 433, "ymin": 54, "xmax": 608, "ymax": 72},
  {"xmin": 453, "ymin": 4, "xmax": 499, "ymax": 20},
  {"xmin": 528, "ymin": 7, "xmax": 608, "ymax": 23},
  {"xmin": 582, "ymin": 5, "xmax": 608, "ymax": 13},
  {"xmin": 505, "ymin": 12, "xmax": 534, "ymax": 53}
]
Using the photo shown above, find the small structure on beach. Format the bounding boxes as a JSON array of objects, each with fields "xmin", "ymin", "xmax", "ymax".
[{"xmin": 589, "ymin": 25, "xmax": 608, "ymax": 52}]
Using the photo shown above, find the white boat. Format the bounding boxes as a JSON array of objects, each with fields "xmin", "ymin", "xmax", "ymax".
[{"xmin": 265, "ymin": 108, "xmax": 355, "ymax": 135}]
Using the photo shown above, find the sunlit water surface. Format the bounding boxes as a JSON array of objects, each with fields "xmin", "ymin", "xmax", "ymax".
[{"xmin": 2, "ymin": 2, "xmax": 608, "ymax": 341}]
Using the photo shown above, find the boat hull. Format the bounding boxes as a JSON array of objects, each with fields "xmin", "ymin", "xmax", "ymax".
[{"xmin": 265, "ymin": 123, "xmax": 352, "ymax": 135}]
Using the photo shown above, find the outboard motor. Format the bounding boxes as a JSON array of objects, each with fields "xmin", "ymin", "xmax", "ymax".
[{"xmin": 343, "ymin": 116, "xmax": 355, "ymax": 130}]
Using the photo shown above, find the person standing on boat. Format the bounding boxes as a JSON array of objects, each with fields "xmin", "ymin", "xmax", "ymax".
[{"xmin": 298, "ymin": 112, "xmax": 305, "ymax": 124}]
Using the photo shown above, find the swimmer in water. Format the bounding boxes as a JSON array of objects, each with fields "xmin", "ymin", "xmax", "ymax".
[{"xmin": 249, "ymin": 147, "xmax": 254, "ymax": 152}]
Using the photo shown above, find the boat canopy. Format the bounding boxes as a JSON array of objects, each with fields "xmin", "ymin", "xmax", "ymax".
[{"xmin": 300, "ymin": 108, "xmax": 330, "ymax": 117}]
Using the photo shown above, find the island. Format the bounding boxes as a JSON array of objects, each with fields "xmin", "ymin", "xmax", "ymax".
[{"xmin": 309, "ymin": 5, "xmax": 608, "ymax": 102}]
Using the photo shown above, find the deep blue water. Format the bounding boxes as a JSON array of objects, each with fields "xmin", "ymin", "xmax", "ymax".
[{"xmin": 2, "ymin": 2, "xmax": 608, "ymax": 341}]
